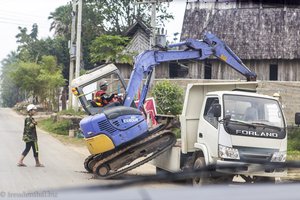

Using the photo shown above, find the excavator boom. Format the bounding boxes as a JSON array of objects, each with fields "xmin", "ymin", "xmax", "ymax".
[{"xmin": 124, "ymin": 33, "xmax": 256, "ymax": 109}]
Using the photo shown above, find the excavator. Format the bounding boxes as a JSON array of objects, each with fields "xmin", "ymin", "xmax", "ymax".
[{"xmin": 71, "ymin": 33, "xmax": 257, "ymax": 178}]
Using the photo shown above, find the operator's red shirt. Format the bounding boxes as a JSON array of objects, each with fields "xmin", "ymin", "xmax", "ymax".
[{"xmin": 95, "ymin": 90, "xmax": 106, "ymax": 97}]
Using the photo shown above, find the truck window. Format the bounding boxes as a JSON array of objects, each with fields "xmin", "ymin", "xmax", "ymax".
[
  {"xmin": 224, "ymin": 94, "xmax": 284, "ymax": 128},
  {"xmin": 204, "ymin": 97, "xmax": 219, "ymax": 128}
]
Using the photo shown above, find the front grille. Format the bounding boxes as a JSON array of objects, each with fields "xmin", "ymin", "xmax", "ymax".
[
  {"xmin": 98, "ymin": 120, "xmax": 116, "ymax": 133},
  {"xmin": 234, "ymin": 146, "xmax": 276, "ymax": 163},
  {"xmin": 241, "ymin": 153, "xmax": 271, "ymax": 163}
]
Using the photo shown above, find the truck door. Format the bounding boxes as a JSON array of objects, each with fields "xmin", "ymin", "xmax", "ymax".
[{"xmin": 197, "ymin": 96, "xmax": 219, "ymax": 160}]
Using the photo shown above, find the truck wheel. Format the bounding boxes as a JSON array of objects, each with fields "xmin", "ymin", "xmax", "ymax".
[{"xmin": 192, "ymin": 156, "xmax": 210, "ymax": 186}]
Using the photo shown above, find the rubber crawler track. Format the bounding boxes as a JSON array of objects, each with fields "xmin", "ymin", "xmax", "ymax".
[{"xmin": 92, "ymin": 130, "xmax": 176, "ymax": 179}]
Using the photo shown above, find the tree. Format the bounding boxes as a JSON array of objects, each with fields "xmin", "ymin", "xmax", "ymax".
[
  {"xmin": 48, "ymin": 0, "xmax": 173, "ymax": 68},
  {"xmin": 84, "ymin": 0, "xmax": 173, "ymax": 35},
  {"xmin": 15, "ymin": 24, "xmax": 40, "ymax": 62},
  {"xmin": 89, "ymin": 35, "xmax": 134, "ymax": 64},
  {"xmin": 9, "ymin": 56, "xmax": 65, "ymax": 111},
  {"xmin": 15, "ymin": 24, "xmax": 70, "ymax": 78},
  {"xmin": 48, "ymin": 5, "xmax": 72, "ymax": 38},
  {"xmin": 38, "ymin": 56, "xmax": 66, "ymax": 111},
  {"xmin": 151, "ymin": 80, "xmax": 184, "ymax": 115},
  {"xmin": 0, "ymin": 52, "xmax": 23, "ymax": 107}
]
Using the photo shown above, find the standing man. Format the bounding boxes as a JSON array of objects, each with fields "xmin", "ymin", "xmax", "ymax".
[{"xmin": 17, "ymin": 104, "xmax": 44, "ymax": 167}]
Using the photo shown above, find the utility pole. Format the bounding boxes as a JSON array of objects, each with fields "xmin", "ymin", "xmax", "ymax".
[
  {"xmin": 134, "ymin": 0, "xmax": 172, "ymax": 47},
  {"xmin": 150, "ymin": 2, "xmax": 157, "ymax": 48},
  {"xmin": 68, "ymin": 0, "xmax": 77, "ymax": 109},
  {"xmin": 73, "ymin": 0, "xmax": 82, "ymax": 111},
  {"xmin": 150, "ymin": 1, "xmax": 157, "ymax": 84},
  {"xmin": 134, "ymin": 0, "xmax": 172, "ymax": 84}
]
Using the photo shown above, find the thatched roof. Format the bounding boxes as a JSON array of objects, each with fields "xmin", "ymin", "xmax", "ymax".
[{"xmin": 181, "ymin": 2, "xmax": 300, "ymax": 59}]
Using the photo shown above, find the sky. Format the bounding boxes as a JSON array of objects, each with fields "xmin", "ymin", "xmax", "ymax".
[{"xmin": 0, "ymin": 0, "xmax": 186, "ymax": 63}]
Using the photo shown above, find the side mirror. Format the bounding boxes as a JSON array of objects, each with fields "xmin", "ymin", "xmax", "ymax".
[
  {"xmin": 212, "ymin": 104, "xmax": 221, "ymax": 118},
  {"xmin": 295, "ymin": 112, "xmax": 300, "ymax": 125}
]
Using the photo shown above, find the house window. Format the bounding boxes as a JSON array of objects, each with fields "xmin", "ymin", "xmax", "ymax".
[
  {"xmin": 269, "ymin": 64, "xmax": 278, "ymax": 80},
  {"xmin": 204, "ymin": 62, "xmax": 212, "ymax": 79},
  {"xmin": 262, "ymin": 0, "xmax": 284, "ymax": 8},
  {"xmin": 169, "ymin": 62, "xmax": 188, "ymax": 78}
]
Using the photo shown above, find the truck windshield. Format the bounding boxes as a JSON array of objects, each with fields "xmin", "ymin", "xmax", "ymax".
[{"xmin": 223, "ymin": 94, "xmax": 284, "ymax": 128}]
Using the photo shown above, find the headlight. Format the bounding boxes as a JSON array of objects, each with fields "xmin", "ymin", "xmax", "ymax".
[
  {"xmin": 219, "ymin": 145, "xmax": 240, "ymax": 160},
  {"xmin": 271, "ymin": 151, "xmax": 286, "ymax": 162}
]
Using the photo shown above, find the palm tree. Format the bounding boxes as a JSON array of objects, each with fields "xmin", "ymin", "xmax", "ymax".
[{"xmin": 48, "ymin": 5, "xmax": 72, "ymax": 38}]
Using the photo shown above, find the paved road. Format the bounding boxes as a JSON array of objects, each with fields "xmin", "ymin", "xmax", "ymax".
[
  {"xmin": 0, "ymin": 108, "xmax": 166, "ymax": 194},
  {"xmin": 0, "ymin": 108, "xmax": 112, "ymax": 193}
]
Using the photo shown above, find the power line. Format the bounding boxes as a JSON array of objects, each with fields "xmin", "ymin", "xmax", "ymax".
[
  {"xmin": 0, "ymin": 16, "xmax": 46, "ymax": 24},
  {"xmin": 0, "ymin": 20, "xmax": 32, "ymax": 26},
  {"xmin": 0, "ymin": 9, "xmax": 46, "ymax": 18},
  {"xmin": 0, "ymin": 19, "xmax": 49, "ymax": 29}
]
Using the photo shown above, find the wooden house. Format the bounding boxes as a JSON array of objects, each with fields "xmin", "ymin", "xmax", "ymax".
[
  {"xmin": 121, "ymin": 20, "xmax": 178, "ymax": 79},
  {"xmin": 180, "ymin": 0, "xmax": 300, "ymax": 81}
]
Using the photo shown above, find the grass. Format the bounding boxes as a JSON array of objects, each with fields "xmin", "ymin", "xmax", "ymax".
[
  {"xmin": 38, "ymin": 118, "xmax": 72, "ymax": 136},
  {"xmin": 37, "ymin": 118, "xmax": 85, "ymax": 147},
  {"xmin": 287, "ymin": 151, "xmax": 300, "ymax": 161}
]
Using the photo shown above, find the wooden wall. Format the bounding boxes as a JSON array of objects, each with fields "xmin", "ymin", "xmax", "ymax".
[
  {"xmin": 125, "ymin": 29, "xmax": 150, "ymax": 54},
  {"xmin": 185, "ymin": 59, "xmax": 300, "ymax": 81}
]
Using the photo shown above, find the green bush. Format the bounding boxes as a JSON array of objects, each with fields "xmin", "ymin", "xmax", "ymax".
[
  {"xmin": 288, "ymin": 127, "xmax": 300, "ymax": 151},
  {"xmin": 38, "ymin": 118, "xmax": 72, "ymax": 136},
  {"xmin": 151, "ymin": 80, "xmax": 184, "ymax": 115}
]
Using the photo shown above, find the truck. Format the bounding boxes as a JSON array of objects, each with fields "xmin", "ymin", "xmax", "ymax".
[
  {"xmin": 152, "ymin": 81, "xmax": 287, "ymax": 184},
  {"xmin": 71, "ymin": 32, "xmax": 286, "ymax": 181}
]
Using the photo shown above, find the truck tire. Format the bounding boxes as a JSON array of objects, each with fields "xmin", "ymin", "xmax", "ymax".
[{"xmin": 192, "ymin": 156, "xmax": 212, "ymax": 186}]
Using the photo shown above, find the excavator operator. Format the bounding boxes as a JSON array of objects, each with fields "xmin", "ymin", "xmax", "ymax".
[{"xmin": 93, "ymin": 81, "xmax": 118, "ymax": 107}]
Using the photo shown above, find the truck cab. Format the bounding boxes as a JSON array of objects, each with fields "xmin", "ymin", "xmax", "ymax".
[{"xmin": 152, "ymin": 81, "xmax": 287, "ymax": 183}]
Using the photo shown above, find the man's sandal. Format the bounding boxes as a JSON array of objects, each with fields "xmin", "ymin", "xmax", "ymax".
[
  {"xmin": 35, "ymin": 164, "xmax": 45, "ymax": 167},
  {"xmin": 17, "ymin": 163, "xmax": 27, "ymax": 167}
]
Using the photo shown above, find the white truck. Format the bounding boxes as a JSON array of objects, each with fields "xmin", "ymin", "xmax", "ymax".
[{"xmin": 152, "ymin": 81, "xmax": 287, "ymax": 184}]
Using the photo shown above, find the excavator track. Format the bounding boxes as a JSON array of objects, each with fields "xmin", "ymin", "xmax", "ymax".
[
  {"xmin": 84, "ymin": 154, "xmax": 95, "ymax": 173},
  {"xmin": 84, "ymin": 124, "xmax": 166, "ymax": 173},
  {"xmin": 84, "ymin": 154, "xmax": 103, "ymax": 173},
  {"xmin": 92, "ymin": 130, "xmax": 176, "ymax": 179}
]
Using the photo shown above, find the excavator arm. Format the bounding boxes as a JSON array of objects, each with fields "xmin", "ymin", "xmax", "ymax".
[{"xmin": 124, "ymin": 33, "xmax": 257, "ymax": 109}]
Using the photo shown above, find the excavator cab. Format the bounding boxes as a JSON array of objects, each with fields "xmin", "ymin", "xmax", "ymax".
[
  {"xmin": 71, "ymin": 63, "xmax": 175, "ymax": 177},
  {"xmin": 71, "ymin": 64, "xmax": 149, "ymax": 153},
  {"xmin": 71, "ymin": 64, "xmax": 128, "ymax": 115}
]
